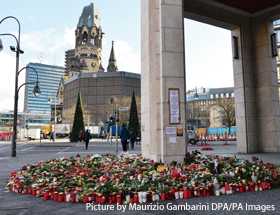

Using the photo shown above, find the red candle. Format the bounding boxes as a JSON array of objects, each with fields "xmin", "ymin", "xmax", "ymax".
[
  {"xmin": 224, "ymin": 183, "xmax": 230, "ymax": 193},
  {"xmin": 101, "ymin": 196, "xmax": 106, "ymax": 204},
  {"xmin": 71, "ymin": 193, "xmax": 76, "ymax": 203},
  {"xmin": 239, "ymin": 185, "xmax": 245, "ymax": 192},
  {"xmin": 111, "ymin": 194, "xmax": 116, "ymax": 204},
  {"xmin": 96, "ymin": 195, "xmax": 100, "ymax": 204},
  {"xmin": 160, "ymin": 193, "xmax": 166, "ymax": 201},
  {"xmin": 83, "ymin": 195, "xmax": 90, "ymax": 203},
  {"xmin": 108, "ymin": 196, "xmax": 113, "ymax": 204},
  {"xmin": 183, "ymin": 189, "xmax": 191, "ymax": 199},
  {"xmin": 116, "ymin": 194, "xmax": 122, "ymax": 204},
  {"xmin": 36, "ymin": 189, "xmax": 41, "ymax": 197},
  {"xmin": 171, "ymin": 187, "xmax": 177, "ymax": 194},
  {"xmin": 249, "ymin": 183, "xmax": 255, "ymax": 192},
  {"xmin": 133, "ymin": 193, "xmax": 139, "ymax": 203},
  {"xmin": 58, "ymin": 193, "xmax": 65, "ymax": 202},
  {"xmin": 43, "ymin": 192, "xmax": 50, "ymax": 200},
  {"xmin": 32, "ymin": 188, "xmax": 37, "ymax": 196},
  {"xmin": 27, "ymin": 187, "xmax": 32, "ymax": 194},
  {"xmin": 267, "ymin": 182, "xmax": 271, "ymax": 190},
  {"xmin": 50, "ymin": 191, "xmax": 55, "ymax": 200},
  {"xmin": 202, "ymin": 188, "xmax": 209, "ymax": 197},
  {"xmin": 53, "ymin": 192, "xmax": 59, "ymax": 201}
]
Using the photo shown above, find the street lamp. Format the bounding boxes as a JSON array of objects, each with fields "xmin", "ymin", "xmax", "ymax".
[
  {"xmin": 110, "ymin": 97, "xmax": 119, "ymax": 155},
  {"xmin": 194, "ymin": 88, "xmax": 200, "ymax": 129},
  {"xmin": 0, "ymin": 39, "xmax": 3, "ymax": 51},
  {"xmin": 48, "ymin": 96, "xmax": 58, "ymax": 141},
  {"xmin": 16, "ymin": 66, "xmax": 41, "ymax": 150},
  {"xmin": 0, "ymin": 16, "xmax": 23, "ymax": 157},
  {"xmin": 17, "ymin": 66, "xmax": 41, "ymax": 95}
]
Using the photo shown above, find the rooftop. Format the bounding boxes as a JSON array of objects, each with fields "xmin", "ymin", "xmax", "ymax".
[{"xmin": 65, "ymin": 71, "xmax": 141, "ymax": 85}]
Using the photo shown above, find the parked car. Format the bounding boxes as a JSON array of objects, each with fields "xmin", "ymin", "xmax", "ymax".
[{"xmin": 187, "ymin": 130, "xmax": 198, "ymax": 145}]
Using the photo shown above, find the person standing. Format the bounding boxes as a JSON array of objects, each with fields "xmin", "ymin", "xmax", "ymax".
[
  {"xmin": 120, "ymin": 123, "xmax": 129, "ymax": 153},
  {"xmin": 50, "ymin": 131, "xmax": 55, "ymax": 142},
  {"xmin": 84, "ymin": 129, "xmax": 91, "ymax": 150}
]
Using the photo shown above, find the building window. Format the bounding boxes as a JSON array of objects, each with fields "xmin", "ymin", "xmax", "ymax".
[
  {"xmin": 226, "ymin": 93, "xmax": 229, "ymax": 98},
  {"xmin": 216, "ymin": 94, "xmax": 219, "ymax": 98},
  {"xmin": 231, "ymin": 93, "xmax": 235, "ymax": 97},
  {"xmin": 210, "ymin": 94, "xmax": 214, "ymax": 99},
  {"xmin": 276, "ymin": 30, "xmax": 280, "ymax": 44}
]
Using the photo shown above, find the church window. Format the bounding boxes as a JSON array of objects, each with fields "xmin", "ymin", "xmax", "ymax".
[{"xmin": 82, "ymin": 32, "xmax": 88, "ymax": 44}]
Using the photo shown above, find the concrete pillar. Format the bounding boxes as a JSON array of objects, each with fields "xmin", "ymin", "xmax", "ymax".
[
  {"xmin": 141, "ymin": 0, "xmax": 186, "ymax": 162},
  {"xmin": 232, "ymin": 25, "xmax": 258, "ymax": 153},
  {"xmin": 235, "ymin": 19, "xmax": 280, "ymax": 153},
  {"xmin": 254, "ymin": 20, "xmax": 280, "ymax": 152}
]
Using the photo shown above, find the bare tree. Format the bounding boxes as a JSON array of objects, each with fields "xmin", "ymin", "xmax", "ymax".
[{"xmin": 216, "ymin": 98, "xmax": 236, "ymax": 138}]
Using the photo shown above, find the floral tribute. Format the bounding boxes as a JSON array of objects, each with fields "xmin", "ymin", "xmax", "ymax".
[{"xmin": 7, "ymin": 151, "xmax": 280, "ymax": 204}]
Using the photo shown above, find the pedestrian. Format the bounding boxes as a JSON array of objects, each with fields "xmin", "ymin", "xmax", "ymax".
[
  {"xmin": 120, "ymin": 123, "xmax": 129, "ymax": 153},
  {"xmin": 84, "ymin": 129, "xmax": 91, "ymax": 150},
  {"xmin": 50, "ymin": 131, "xmax": 55, "ymax": 142}
]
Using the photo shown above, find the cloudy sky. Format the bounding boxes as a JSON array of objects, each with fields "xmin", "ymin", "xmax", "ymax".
[{"xmin": 0, "ymin": 0, "xmax": 233, "ymax": 112}]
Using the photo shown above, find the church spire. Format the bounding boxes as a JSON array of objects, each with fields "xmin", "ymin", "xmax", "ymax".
[{"xmin": 107, "ymin": 41, "xmax": 118, "ymax": 72}]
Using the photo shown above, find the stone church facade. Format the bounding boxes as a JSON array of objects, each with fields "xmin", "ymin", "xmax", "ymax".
[{"xmin": 60, "ymin": 2, "xmax": 140, "ymax": 127}]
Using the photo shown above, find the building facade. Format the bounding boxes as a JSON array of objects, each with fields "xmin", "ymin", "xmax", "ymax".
[
  {"xmin": 0, "ymin": 111, "xmax": 50, "ymax": 131},
  {"xmin": 65, "ymin": 3, "xmax": 104, "ymax": 77},
  {"xmin": 0, "ymin": 112, "xmax": 24, "ymax": 131},
  {"xmin": 64, "ymin": 49, "xmax": 75, "ymax": 77},
  {"xmin": 24, "ymin": 63, "xmax": 65, "ymax": 125},
  {"xmin": 61, "ymin": 2, "xmax": 141, "ymax": 127},
  {"xmin": 63, "ymin": 72, "xmax": 140, "ymax": 126},
  {"xmin": 186, "ymin": 87, "xmax": 235, "ymax": 129}
]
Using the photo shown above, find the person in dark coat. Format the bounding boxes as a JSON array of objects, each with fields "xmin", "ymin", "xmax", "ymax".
[
  {"xmin": 50, "ymin": 131, "xmax": 55, "ymax": 142},
  {"xmin": 120, "ymin": 123, "xmax": 129, "ymax": 152},
  {"xmin": 84, "ymin": 129, "xmax": 91, "ymax": 150}
]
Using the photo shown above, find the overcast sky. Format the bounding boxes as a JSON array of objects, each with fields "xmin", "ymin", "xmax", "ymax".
[{"xmin": 0, "ymin": 1, "xmax": 233, "ymax": 112}]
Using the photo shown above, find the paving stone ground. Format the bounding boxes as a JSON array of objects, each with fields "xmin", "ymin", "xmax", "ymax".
[{"xmin": 0, "ymin": 140, "xmax": 280, "ymax": 215}]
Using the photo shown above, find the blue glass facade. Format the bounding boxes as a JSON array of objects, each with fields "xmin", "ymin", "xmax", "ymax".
[{"xmin": 24, "ymin": 63, "xmax": 64, "ymax": 115}]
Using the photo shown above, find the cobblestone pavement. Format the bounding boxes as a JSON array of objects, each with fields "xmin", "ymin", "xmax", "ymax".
[{"xmin": 0, "ymin": 141, "xmax": 280, "ymax": 215}]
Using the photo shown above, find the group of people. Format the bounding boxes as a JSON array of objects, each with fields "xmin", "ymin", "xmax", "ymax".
[
  {"xmin": 120, "ymin": 123, "xmax": 137, "ymax": 153},
  {"xmin": 78, "ymin": 124, "xmax": 137, "ymax": 153}
]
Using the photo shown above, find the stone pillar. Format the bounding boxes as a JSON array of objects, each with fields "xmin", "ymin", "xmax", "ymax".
[
  {"xmin": 254, "ymin": 20, "xmax": 280, "ymax": 152},
  {"xmin": 235, "ymin": 19, "xmax": 280, "ymax": 153},
  {"xmin": 141, "ymin": 0, "xmax": 186, "ymax": 162},
  {"xmin": 232, "ymin": 25, "xmax": 258, "ymax": 153}
]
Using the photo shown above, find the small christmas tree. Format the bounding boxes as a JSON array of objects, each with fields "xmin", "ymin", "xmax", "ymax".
[
  {"xmin": 70, "ymin": 92, "xmax": 85, "ymax": 142},
  {"xmin": 128, "ymin": 91, "xmax": 140, "ymax": 139}
]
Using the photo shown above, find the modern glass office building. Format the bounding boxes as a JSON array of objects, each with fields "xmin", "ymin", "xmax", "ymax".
[{"xmin": 24, "ymin": 63, "xmax": 65, "ymax": 122}]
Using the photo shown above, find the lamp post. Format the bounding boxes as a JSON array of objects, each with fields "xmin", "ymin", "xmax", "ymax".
[
  {"xmin": 0, "ymin": 16, "xmax": 41, "ymax": 157},
  {"xmin": 48, "ymin": 96, "xmax": 58, "ymax": 141},
  {"xmin": 0, "ymin": 16, "xmax": 23, "ymax": 157},
  {"xmin": 15, "ymin": 66, "xmax": 41, "ymax": 153},
  {"xmin": 110, "ymin": 97, "xmax": 118, "ymax": 155},
  {"xmin": 188, "ymin": 87, "xmax": 199, "ymax": 129}
]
